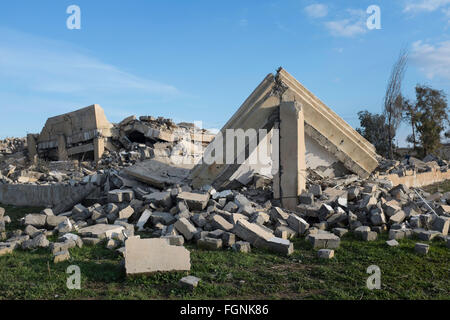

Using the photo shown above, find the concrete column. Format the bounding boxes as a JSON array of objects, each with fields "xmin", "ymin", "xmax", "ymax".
[
  {"xmin": 57, "ymin": 135, "xmax": 68, "ymax": 161},
  {"xmin": 94, "ymin": 137, "xmax": 105, "ymax": 162},
  {"xmin": 272, "ymin": 121, "xmax": 281, "ymax": 201},
  {"xmin": 27, "ymin": 134, "xmax": 38, "ymax": 164},
  {"xmin": 279, "ymin": 101, "xmax": 306, "ymax": 210}
]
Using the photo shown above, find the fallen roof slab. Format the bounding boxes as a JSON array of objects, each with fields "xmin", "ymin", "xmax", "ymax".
[
  {"xmin": 191, "ymin": 68, "xmax": 379, "ymax": 189},
  {"xmin": 123, "ymin": 158, "xmax": 192, "ymax": 189}
]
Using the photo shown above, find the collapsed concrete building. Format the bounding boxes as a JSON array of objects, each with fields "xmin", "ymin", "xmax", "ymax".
[
  {"xmin": 27, "ymin": 104, "xmax": 114, "ymax": 162},
  {"xmin": 1, "ymin": 67, "xmax": 450, "ymax": 274},
  {"xmin": 191, "ymin": 68, "xmax": 379, "ymax": 210}
]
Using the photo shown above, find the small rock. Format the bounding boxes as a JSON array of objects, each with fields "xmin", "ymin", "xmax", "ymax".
[
  {"xmin": 415, "ymin": 243, "xmax": 430, "ymax": 255},
  {"xmin": 232, "ymin": 241, "xmax": 251, "ymax": 253},
  {"xmin": 317, "ymin": 249, "xmax": 334, "ymax": 259},
  {"xmin": 179, "ymin": 276, "xmax": 201, "ymax": 290},
  {"xmin": 53, "ymin": 250, "xmax": 70, "ymax": 263}
]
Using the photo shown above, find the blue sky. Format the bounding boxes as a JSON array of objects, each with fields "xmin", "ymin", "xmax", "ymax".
[{"xmin": 0, "ymin": 0, "xmax": 449, "ymax": 146}]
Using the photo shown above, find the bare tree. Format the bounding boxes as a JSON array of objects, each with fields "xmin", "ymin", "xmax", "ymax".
[{"xmin": 383, "ymin": 48, "xmax": 408, "ymax": 159}]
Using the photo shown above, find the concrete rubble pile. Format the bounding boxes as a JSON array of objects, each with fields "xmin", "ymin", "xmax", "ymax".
[
  {"xmin": 1, "ymin": 160, "xmax": 449, "ymax": 271},
  {"xmin": 0, "ymin": 110, "xmax": 213, "ymax": 186},
  {"xmin": 377, "ymin": 155, "xmax": 450, "ymax": 175},
  {"xmin": 1, "ymin": 68, "xmax": 449, "ymax": 276}
]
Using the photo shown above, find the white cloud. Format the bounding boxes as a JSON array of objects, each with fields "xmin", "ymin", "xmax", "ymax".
[
  {"xmin": 443, "ymin": 7, "xmax": 450, "ymax": 17},
  {"xmin": 304, "ymin": 3, "xmax": 328, "ymax": 18},
  {"xmin": 239, "ymin": 19, "xmax": 248, "ymax": 27},
  {"xmin": 0, "ymin": 28, "xmax": 178, "ymax": 97},
  {"xmin": 411, "ymin": 40, "xmax": 450, "ymax": 79},
  {"xmin": 404, "ymin": 0, "xmax": 450, "ymax": 13},
  {"xmin": 325, "ymin": 9, "xmax": 367, "ymax": 37}
]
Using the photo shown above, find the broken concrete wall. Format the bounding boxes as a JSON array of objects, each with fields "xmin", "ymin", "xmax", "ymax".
[
  {"xmin": 0, "ymin": 182, "xmax": 98, "ymax": 213},
  {"xmin": 380, "ymin": 168, "xmax": 450, "ymax": 189},
  {"xmin": 31, "ymin": 104, "xmax": 114, "ymax": 162},
  {"xmin": 305, "ymin": 135, "xmax": 339, "ymax": 169}
]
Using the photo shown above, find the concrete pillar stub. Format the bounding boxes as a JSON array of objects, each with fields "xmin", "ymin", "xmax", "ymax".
[
  {"xmin": 27, "ymin": 134, "xmax": 38, "ymax": 164},
  {"xmin": 57, "ymin": 134, "xmax": 68, "ymax": 161},
  {"xmin": 279, "ymin": 101, "xmax": 306, "ymax": 210},
  {"xmin": 94, "ymin": 137, "xmax": 105, "ymax": 162}
]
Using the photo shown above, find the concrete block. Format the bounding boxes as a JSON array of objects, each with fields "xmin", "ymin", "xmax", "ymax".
[
  {"xmin": 232, "ymin": 241, "xmax": 251, "ymax": 253},
  {"xmin": 108, "ymin": 189, "xmax": 134, "ymax": 203},
  {"xmin": 386, "ymin": 239, "xmax": 399, "ymax": 247},
  {"xmin": 78, "ymin": 224, "xmax": 124, "ymax": 239},
  {"xmin": 287, "ymin": 214, "xmax": 309, "ymax": 235},
  {"xmin": 318, "ymin": 204, "xmax": 334, "ymax": 221},
  {"xmin": 82, "ymin": 237, "xmax": 102, "ymax": 246},
  {"xmin": 118, "ymin": 206, "xmax": 134, "ymax": 220},
  {"xmin": 143, "ymin": 191, "xmax": 172, "ymax": 208},
  {"xmin": 332, "ymin": 228, "xmax": 348, "ymax": 237},
  {"xmin": 174, "ymin": 218, "xmax": 197, "ymax": 241},
  {"xmin": 265, "ymin": 237, "xmax": 294, "ymax": 256},
  {"xmin": 24, "ymin": 214, "xmax": 47, "ymax": 228},
  {"xmin": 210, "ymin": 214, "xmax": 234, "ymax": 232},
  {"xmin": 197, "ymin": 237, "xmax": 223, "ymax": 250},
  {"xmin": 179, "ymin": 276, "xmax": 201, "ymax": 291},
  {"xmin": 46, "ymin": 215, "xmax": 69, "ymax": 228},
  {"xmin": 161, "ymin": 235, "xmax": 185, "ymax": 246},
  {"xmin": 308, "ymin": 233, "xmax": 340, "ymax": 249},
  {"xmin": 222, "ymin": 232, "xmax": 236, "ymax": 247},
  {"xmin": 362, "ymin": 231, "xmax": 378, "ymax": 241},
  {"xmin": 432, "ymin": 217, "xmax": 449, "ymax": 236},
  {"xmin": 150, "ymin": 211, "xmax": 176, "ymax": 225},
  {"xmin": 125, "ymin": 238, "xmax": 190, "ymax": 275},
  {"xmin": 275, "ymin": 226, "xmax": 297, "ymax": 239},
  {"xmin": 53, "ymin": 250, "xmax": 70, "ymax": 263},
  {"xmin": 317, "ymin": 249, "xmax": 334, "ymax": 259},
  {"xmin": 383, "ymin": 200, "xmax": 401, "ymax": 217},
  {"xmin": 310, "ymin": 184, "xmax": 322, "ymax": 197},
  {"xmin": 389, "ymin": 211, "xmax": 406, "ymax": 224},
  {"xmin": 177, "ymin": 192, "xmax": 209, "ymax": 211},
  {"xmin": 299, "ymin": 193, "xmax": 314, "ymax": 205},
  {"xmin": 270, "ymin": 207, "xmax": 289, "ymax": 221},
  {"xmin": 41, "ymin": 208, "xmax": 54, "ymax": 216},
  {"xmin": 389, "ymin": 229, "xmax": 405, "ymax": 240},
  {"xmin": 415, "ymin": 243, "xmax": 430, "ymax": 255},
  {"xmin": 136, "ymin": 209, "xmax": 152, "ymax": 232}
]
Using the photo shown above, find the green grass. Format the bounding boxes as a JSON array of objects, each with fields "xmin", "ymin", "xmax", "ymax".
[
  {"xmin": 1, "ymin": 204, "xmax": 449, "ymax": 300},
  {"xmin": 423, "ymin": 180, "xmax": 450, "ymax": 194}
]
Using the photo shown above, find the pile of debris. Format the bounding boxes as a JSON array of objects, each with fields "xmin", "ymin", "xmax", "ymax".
[
  {"xmin": 377, "ymin": 155, "xmax": 450, "ymax": 176},
  {"xmin": 0, "ymin": 113, "xmax": 213, "ymax": 186},
  {"xmin": 1, "ymin": 158, "xmax": 449, "ymax": 273},
  {"xmin": 0, "ymin": 137, "xmax": 26, "ymax": 156},
  {"xmin": 1, "ymin": 67, "xmax": 449, "ymax": 275}
]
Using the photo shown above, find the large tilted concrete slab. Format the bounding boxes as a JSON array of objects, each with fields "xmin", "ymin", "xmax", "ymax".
[
  {"xmin": 277, "ymin": 69, "xmax": 378, "ymax": 178},
  {"xmin": 28, "ymin": 104, "xmax": 114, "ymax": 162},
  {"xmin": 190, "ymin": 74, "xmax": 280, "ymax": 189},
  {"xmin": 191, "ymin": 68, "xmax": 379, "ymax": 191}
]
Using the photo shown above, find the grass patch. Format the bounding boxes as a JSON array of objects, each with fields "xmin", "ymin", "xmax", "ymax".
[
  {"xmin": 422, "ymin": 179, "xmax": 450, "ymax": 194},
  {"xmin": 1, "ymin": 204, "xmax": 449, "ymax": 300}
]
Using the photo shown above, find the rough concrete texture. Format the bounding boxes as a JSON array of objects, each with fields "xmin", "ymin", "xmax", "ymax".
[
  {"xmin": 277, "ymin": 101, "xmax": 306, "ymax": 210},
  {"xmin": 30, "ymin": 104, "xmax": 114, "ymax": 162},
  {"xmin": 125, "ymin": 238, "xmax": 191, "ymax": 275},
  {"xmin": 78, "ymin": 224, "xmax": 125, "ymax": 239},
  {"xmin": 0, "ymin": 182, "xmax": 98, "ymax": 214}
]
